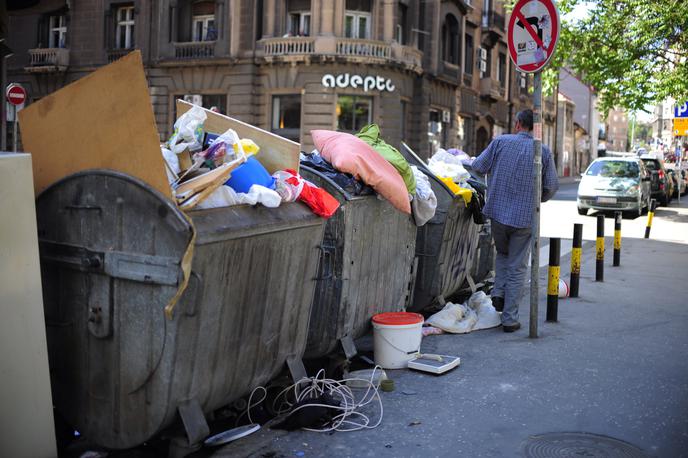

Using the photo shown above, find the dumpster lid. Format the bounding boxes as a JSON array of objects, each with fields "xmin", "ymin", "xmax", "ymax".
[{"xmin": 372, "ymin": 312, "xmax": 424, "ymax": 326}]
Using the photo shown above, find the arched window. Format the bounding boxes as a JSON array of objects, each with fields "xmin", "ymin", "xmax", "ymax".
[{"xmin": 442, "ymin": 14, "xmax": 460, "ymax": 65}]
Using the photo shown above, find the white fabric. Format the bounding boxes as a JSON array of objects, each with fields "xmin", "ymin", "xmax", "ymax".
[
  {"xmin": 425, "ymin": 292, "xmax": 501, "ymax": 334},
  {"xmin": 196, "ymin": 184, "xmax": 282, "ymax": 209},
  {"xmin": 428, "ymin": 149, "xmax": 471, "ymax": 184},
  {"xmin": 468, "ymin": 291, "xmax": 502, "ymax": 330},
  {"xmin": 410, "ymin": 166, "xmax": 437, "ymax": 226}
]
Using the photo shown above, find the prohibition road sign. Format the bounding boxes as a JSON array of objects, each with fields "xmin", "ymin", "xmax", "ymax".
[
  {"xmin": 508, "ymin": 0, "xmax": 560, "ymax": 73},
  {"xmin": 6, "ymin": 83, "xmax": 27, "ymax": 106}
]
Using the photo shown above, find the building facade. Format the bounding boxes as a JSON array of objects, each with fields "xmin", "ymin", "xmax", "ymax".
[
  {"xmin": 606, "ymin": 107, "xmax": 628, "ymax": 151},
  {"xmin": 8, "ymin": 0, "xmax": 540, "ymax": 160}
]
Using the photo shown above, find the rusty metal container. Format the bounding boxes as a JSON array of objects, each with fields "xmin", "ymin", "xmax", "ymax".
[
  {"xmin": 300, "ymin": 166, "xmax": 417, "ymax": 359},
  {"xmin": 37, "ymin": 170, "xmax": 324, "ymax": 449}
]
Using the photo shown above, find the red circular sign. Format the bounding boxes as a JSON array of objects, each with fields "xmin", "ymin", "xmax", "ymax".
[
  {"xmin": 6, "ymin": 84, "xmax": 27, "ymax": 106},
  {"xmin": 507, "ymin": 0, "xmax": 560, "ymax": 73}
]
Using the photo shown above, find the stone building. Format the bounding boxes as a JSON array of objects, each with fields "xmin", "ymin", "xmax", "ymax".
[
  {"xmin": 606, "ymin": 107, "xmax": 628, "ymax": 152},
  {"xmin": 7, "ymin": 0, "xmax": 542, "ymax": 159}
]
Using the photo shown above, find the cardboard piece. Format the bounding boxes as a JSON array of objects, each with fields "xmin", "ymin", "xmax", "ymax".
[
  {"xmin": 176, "ymin": 100, "xmax": 300, "ymax": 175},
  {"xmin": 18, "ymin": 51, "xmax": 171, "ymax": 198}
]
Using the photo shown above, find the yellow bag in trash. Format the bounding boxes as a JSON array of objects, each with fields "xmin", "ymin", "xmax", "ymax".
[
  {"xmin": 438, "ymin": 176, "xmax": 472, "ymax": 206},
  {"xmin": 233, "ymin": 138, "xmax": 260, "ymax": 156}
]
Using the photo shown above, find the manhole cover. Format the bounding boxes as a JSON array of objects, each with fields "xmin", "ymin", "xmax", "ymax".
[{"xmin": 523, "ymin": 432, "xmax": 647, "ymax": 458}]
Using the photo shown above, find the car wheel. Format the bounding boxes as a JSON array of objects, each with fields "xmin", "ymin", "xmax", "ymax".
[{"xmin": 577, "ymin": 207, "xmax": 587, "ymax": 216}]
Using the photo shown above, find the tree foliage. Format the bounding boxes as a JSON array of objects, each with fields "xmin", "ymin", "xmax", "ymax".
[{"xmin": 545, "ymin": 0, "xmax": 688, "ymax": 116}]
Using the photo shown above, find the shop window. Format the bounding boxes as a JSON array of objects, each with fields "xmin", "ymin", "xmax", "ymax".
[
  {"xmin": 464, "ymin": 33, "xmax": 473, "ymax": 75},
  {"xmin": 498, "ymin": 52, "xmax": 506, "ymax": 85},
  {"xmin": 442, "ymin": 14, "xmax": 460, "ymax": 65},
  {"xmin": 272, "ymin": 95, "xmax": 302, "ymax": 142},
  {"xmin": 49, "ymin": 15, "xmax": 67, "ymax": 48},
  {"xmin": 337, "ymin": 95, "xmax": 372, "ymax": 133},
  {"xmin": 115, "ymin": 5, "xmax": 135, "ymax": 49},
  {"xmin": 396, "ymin": 3, "xmax": 408, "ymax": 45},
  {"xmin": 345, "ymin": 0, "xmax": 372, "ymax": 39},
  {"xmin": 180, "ymin": 94, "xmax": 227, "ymax": 115}
]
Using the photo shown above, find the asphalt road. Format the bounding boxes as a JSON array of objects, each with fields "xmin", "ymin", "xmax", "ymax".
[{"xmin": 212, "ymin": 179, "xmax": 688, "ymax": 458}]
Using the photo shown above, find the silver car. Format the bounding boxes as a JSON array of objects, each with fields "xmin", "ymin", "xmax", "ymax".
[{"xmin": 577, "ymin": 157, "xmax": 651, "ymax": 217}]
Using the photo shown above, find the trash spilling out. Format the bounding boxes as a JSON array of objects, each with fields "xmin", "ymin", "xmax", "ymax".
[{"xmin": 425, "ymin": 291, "xmax": 501, "ymax": 334}]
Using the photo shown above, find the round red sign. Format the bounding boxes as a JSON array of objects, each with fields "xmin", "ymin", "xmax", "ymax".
[
  {"xmin": 6, "ymin": 84, "xmax": 27, "ymax": 106},
  {"xmin": 507, "ymin": 0, "xmax": 560, "ymax": 73}
]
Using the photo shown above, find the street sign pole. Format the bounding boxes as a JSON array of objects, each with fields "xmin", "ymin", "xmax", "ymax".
[
  {"xmin": 12, "ymin": 104, "xmax": 17, "ymax": 152},
  {"xmin": 530, "ymin": 71, "xmax": 543, "ymax": 339}
]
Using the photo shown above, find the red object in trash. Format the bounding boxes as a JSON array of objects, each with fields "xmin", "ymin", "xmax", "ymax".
[{"xmin": 283, "ymin": 169, "xmax": 340, "ymax": 218}]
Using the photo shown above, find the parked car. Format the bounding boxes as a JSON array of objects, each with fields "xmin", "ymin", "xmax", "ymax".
[
  {"xmin": 639, "ymin": 154, "xmax": 672, "ymax": 206},
  {"xmin": 577, "ymin": 157, "xmax": 651, "ymax": 217}
]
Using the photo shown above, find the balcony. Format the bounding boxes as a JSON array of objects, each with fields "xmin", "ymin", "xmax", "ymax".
[
  {"xmin": 173, "ymin": 41, "xmax": 217, "ymax": 60},
  {"xmin": 479, "ymin": 76, "xmax": 505, "ymax": 101},
  {"xmin": 391, "ymin": 43, "xmax": 423, "ymax": 71},
  {"xmin": 107, "ymin": 48, "xmax": 133, "ymax": 63},
  {"xmin": 25, "ymin": 48, "xmax": 69, "ymax": 73},
  {"xmin": 481, "ymin": 11, "xmax": 506, "ymax": 47},
  {"xmin": 335, "ymin": 38, "xmax": 391, "ymax": 60},
  {"xmin": 261, "ymin": 37, "xmax": 315, "ymax": 60}
]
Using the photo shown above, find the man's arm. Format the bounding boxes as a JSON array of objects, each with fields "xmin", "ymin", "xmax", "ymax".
[
  {"xmin": 541, "ymin": 146, "xmax": 559, "ymax": 202},
  {"xmin": 471, "ymin": 140, "xmax": 497, "ymax": 175}
]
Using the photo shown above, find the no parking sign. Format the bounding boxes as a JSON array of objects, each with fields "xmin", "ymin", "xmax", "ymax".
[{"xmin": 508, "ymin": 0, "xmax": 560, "ymax": 73}]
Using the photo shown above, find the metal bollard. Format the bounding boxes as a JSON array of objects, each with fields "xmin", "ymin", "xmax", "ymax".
[
  {"xmin": 596, "ymin": 214, "xmax": 604, "ymax": 282},
  {"xmin": 570, "ymin": 223, "xmax": 583, "ymax": 298},
  {"xmin": 644, "ymin": 199, "xmax": 657, "ymax": 239},
  {"xmin": 613, "ymin": 211, "xmax": 622, "ymax": 266},
  {"xmin": 546, "ymin": 238, "xmax": 560, "ymax": 322}
]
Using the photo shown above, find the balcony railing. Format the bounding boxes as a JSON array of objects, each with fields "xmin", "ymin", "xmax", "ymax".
[
  {"xmin": 26, "ymin": 48, "xmax": 69, "ymax": 72},
  {"xmin": 263, "ymin": 37, "xmax": 315, "ymax": 56},
  {"xmin": 336, "ymin": 38, "xmax": 391, "ymax": 59},
  {"xmin": 173, "ymin": 41, "xmax": 216, "ymax": 59},
  {"xmin": 107, "ymin": 48, "xmax": 133, "ymax": 63},
  {"xmin": 392, "ymin": 44, "xmax": 423, "ymax": 69}
]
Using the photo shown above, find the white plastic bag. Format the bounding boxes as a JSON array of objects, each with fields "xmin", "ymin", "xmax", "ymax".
[
  {"xmin": 428, "ymin": 149, "xmax": 471, "ymax": 184},
  {"xmin": 410, "ymin": 166, "xmax": 437, "ymax": 226},
  {"xmin": 468, "ymin": 291, "xmax": 502, "ymax": 331},
  {"xmin": 161, "ymin": 146, "xmax": 180, "ymax": 184},
  {"xmin": 167, "ymin": 106, "xmax": 207, "ymax": 155},
  {"xmin": 196, "ymin": 184, "xmax": 282, "ymax": 209},
  {"xmin": 272, "ymin": 170, "xmax": 305, "ymax": 202},
  {"xmin": 425, "ymin": 302, "xmax": 478, "ymax": 334}
]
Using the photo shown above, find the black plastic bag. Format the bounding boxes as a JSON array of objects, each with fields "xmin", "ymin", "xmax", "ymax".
[{"xmin": 301, "ymin": 152, "xmax": 374, "ymax": 196}]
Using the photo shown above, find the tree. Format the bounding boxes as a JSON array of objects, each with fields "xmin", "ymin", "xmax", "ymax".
[{"xmin": 541, "ymin": 0, "xmax": 688, "ymax": 115}]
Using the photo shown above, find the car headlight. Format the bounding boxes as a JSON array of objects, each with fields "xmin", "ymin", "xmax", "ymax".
[{"xmin": 625, "ymin": 185, "xmax": 639, "ymax": 195}]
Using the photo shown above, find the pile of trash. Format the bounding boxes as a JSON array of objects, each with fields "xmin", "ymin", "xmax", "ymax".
[
  {"xmin": 162, "ymin": 105, "xmax": 339, "ymax": 218},
  {"xmin": 304, "ymin": 124, "xmax": 438, "ymax": 226},
  {"xmin": 423, "ymin": 291, "xmax": 501, "ymax": 335}
]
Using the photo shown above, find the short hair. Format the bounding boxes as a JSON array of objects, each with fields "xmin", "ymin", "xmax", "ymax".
[{"xmin": 516, "ymin": 110, "xmax": 534, "ymax": 130}]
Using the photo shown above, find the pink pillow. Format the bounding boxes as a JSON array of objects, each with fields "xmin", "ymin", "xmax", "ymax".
[{"xmin": 311, "ymin": 130, "xmax": 411, "ymax": 214}]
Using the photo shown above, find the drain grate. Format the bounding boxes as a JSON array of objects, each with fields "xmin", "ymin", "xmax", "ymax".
[{"xmin": 523, "ymin": 432, "xmax": 648, "ymax": 458}]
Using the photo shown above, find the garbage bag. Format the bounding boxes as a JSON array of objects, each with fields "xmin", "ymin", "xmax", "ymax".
[
  {"xmin": 161, "ymin": 146, "xmax": 180, "ymax": 184},
  {"xmin": 356, "ymin": 124, "xmax": 417, "ymax": 195},
  {"xmin": 425, "ymin": 302, "xmax": 478, "ymax": 334},
  {"xmin": 428, "ymin": 149, "xmax": 471, "ymax": 184},
  {"xmin": 278, "ymin": 169, "xmax": 340, "ymax": 219},
  {"xmin": 197, "ymin": 128, "xmax": 244, "ymax": 168},
  {"xmin": 410, "ymin": 166, "xmax": 437, "ymax": 226},
  {"xmin": 468, "ymin": 292, "xmax": 501, "ymax": 330},
  {"xmin": 300, "ymin": 151, "xmax": 374, "ymax": 196},
  {"xmin": 166, "ymin": 105, "xmax": 207, "ymax": 155},
  {"xmin": 273, "ymin": 170, "xmax": 305, "ymax": 202},
  {"xmin": 196, "ymin": 184, "xmax": 281, "ymax": 209}
]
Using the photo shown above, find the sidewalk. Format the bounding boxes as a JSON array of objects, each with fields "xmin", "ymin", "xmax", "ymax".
[{"xmin": 212, "ymin": 236, "xmax": 688, "ymax": 458}]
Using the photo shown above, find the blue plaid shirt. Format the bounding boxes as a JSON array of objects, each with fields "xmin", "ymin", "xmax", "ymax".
[{"xmin": 472, "ymin": 132, "xmax": 559, "ymax": 228}]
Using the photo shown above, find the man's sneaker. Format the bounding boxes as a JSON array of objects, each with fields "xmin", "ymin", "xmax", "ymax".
[
  {"xmin": 503, "ymin": 322, "xmax": 521, "ymax": 333},
  {"xmin": 492, "ymin": 296, "xmax": 504, "ymax": 312}
]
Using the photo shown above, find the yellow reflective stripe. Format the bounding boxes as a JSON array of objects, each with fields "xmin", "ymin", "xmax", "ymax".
[
  {"xmin": 596, "ymin": 237, "xmax": 605, "ymax": 260},
  {"xmin": 570, "ymin": 247, "xmax": 581, "ymax": 274},
  {"xmin": 614, "ymin": 230, "xmax": 621, "ymax": 250},
  {"xmin": 548, "ymin": 266, "xmax": 560, "ymax": 296},
  {"xmin": 647, "ymin": 212, "xmax": 654, "ymax": 227}
]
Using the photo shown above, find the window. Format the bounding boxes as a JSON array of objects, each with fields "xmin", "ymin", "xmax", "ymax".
[
  {"xmin": 498, "ymin": 52, "xmax": 506, "ymax": 85},
  {"xmin": 464, "ymin": 33, "xmax": 473, "ymax": 75},
  {"xmin": 337, "ymin": 95, "xmax": 372, "ymax": 133},
  {"xmin": 345, "ymin": 0, "xmax": 372, "ymax": 39},
  {"xmin": 396, "ymin": 3, "xmax": 408, "ymax": 44},
  {"xmin": 272, "ymin": 95, "xmax": 301, "ymax": 142},
  {"xmin": 181, "ymin": 94, "xmax": 227, "ymax": 115},
  {"xmin": 116, "ymin": 6, "xmax": 135, "ymax": 49},
  {"xmin": 442, "ymin": 14, "xmax": 460, "ymax": 65},
  {"xmin": 192, "ymin": 2, "xmax": 216, "ymax": 41},
  {"xmin": 288, "ymin": 12, "xmax": 311, "ymax": 36},
  {"xmin": 482, "ymin": 0, "xmax": 491, "ymax": 27},
  {"xmin": 49, "ymin": 15, "xmax": 67, "ymax": 48}
]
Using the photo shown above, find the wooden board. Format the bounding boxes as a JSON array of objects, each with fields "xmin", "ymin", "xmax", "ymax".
[
  {"xmin": 18, "ymin": 51, "xmax": 171, "ymax": 198},
  {"xmin": 176, "ymin": 100, "xmax": 300, "ymax": 174}
]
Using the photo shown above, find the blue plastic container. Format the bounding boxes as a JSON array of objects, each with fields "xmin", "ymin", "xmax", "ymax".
[{"xmin": 225, "ymin": 157, "xmax": 275, "ymax": 193}]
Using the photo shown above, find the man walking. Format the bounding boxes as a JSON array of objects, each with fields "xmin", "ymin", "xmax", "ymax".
[{"xmin": 471, "ymin": 110, "xmax": 559, "ymax": 332}]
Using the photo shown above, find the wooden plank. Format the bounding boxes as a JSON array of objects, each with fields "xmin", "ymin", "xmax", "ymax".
[
  {"xmin": 176, "ymin": 100, "xmax": 300, "ymax": 174},
  {"xmin": 18, "ymin": 51, "xmax": 171, "ymax": 198}
]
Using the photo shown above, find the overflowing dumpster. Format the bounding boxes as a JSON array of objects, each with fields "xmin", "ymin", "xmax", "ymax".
[
  {"xmin": 399, "ymin": 143, "xmax": 483, "ymax": 311},
  {"xmin": 301, "ymin": 165, "xmax": 418, "ymax": 358},
  {"xmin": 20, "ymin": 51, "xmax": 325, "ymax": 449}
]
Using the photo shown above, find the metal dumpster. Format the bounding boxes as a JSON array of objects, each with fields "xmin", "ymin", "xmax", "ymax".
[
  {"xmin": 399, "ymin": 143, "xmax": 482, "ymax": 311},
  {"xmin": 300, "ymin": 165, "xmax": 417, "ymax": 359},
  {"xmin": 37, "ymin": 170, "xmax": 325, "ymax": 449}
]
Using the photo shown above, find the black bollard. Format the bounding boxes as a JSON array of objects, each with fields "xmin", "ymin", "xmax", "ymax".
[
  {"xmin": 613, "ymin": 211, "xmax": 622, "ymax": 266},
  {"xmin": 644, "ymin": 199, "xmax": 657, "ymax": 239},
  {"xmin": 570, "ymin": 223, "xmax": 583, "ymax": 298},
  {"xmin": 546, "ymin": 238, "xmax": 561, "ymax": 322},
  {"xmin": 596, "ymin": 214, "xmax": 604, "ymax": 282}
]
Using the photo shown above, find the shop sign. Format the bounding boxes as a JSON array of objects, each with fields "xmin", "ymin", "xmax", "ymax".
[{"xmin": 321, "ymin": 73, "xmax": 395, "ymax": 92}]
